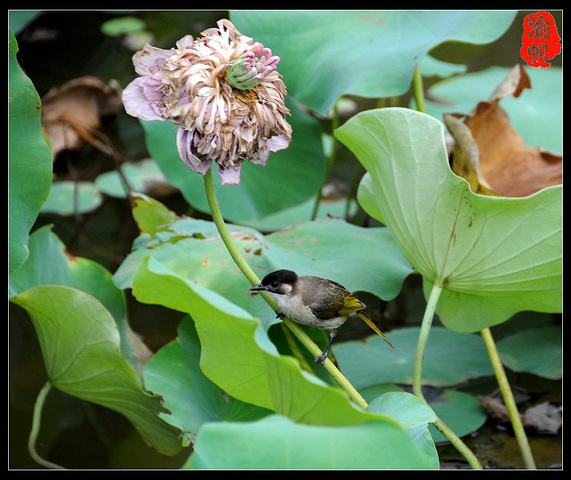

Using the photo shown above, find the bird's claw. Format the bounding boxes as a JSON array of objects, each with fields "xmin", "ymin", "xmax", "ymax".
[{"xmin": 314, "ymin": 353, "xmax": 327, "ymax": 366}]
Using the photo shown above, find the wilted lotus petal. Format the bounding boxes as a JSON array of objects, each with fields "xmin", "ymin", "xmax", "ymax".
[{"xmin": 122, "ymin": 19, "xmax": 292, "ymax": 185}]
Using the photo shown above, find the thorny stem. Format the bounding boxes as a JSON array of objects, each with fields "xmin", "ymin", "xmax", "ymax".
[
  {"xmin": 481, "ymin": 328, "xmax": 536, "ymax": 469},
  {"xmin": 413, "ymin": 283, "xmax": 482, "ymax": 469},
  {"xmin": 28, "ymin": 382, "xmax": 64, "ymax": 469},
  {"xmin": 203, "ymin": 168, "xmax": 368, "ymax": 409}
]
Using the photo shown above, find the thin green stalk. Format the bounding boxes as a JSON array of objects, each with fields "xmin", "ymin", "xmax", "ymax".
[
  {"xmin": 481, "ymin": 327, "xmax": 536, "ymax": 469},
  {"xmin": 311, "ymin": 103, "xmax": 339, "ymax": 221},
  {"xmin": 203, "ymin": 169, "xmax": 259, "ymax": 286},
  {"xmin": 413, "ymin": 283, "xmax": 482, "ymax": 469},
  {"xmin": 203, "ymin": 168, "xmax": 368, "ymax": 409},
  {"xmin": 412, "ymin": 283, "xmax": 442, "ymax": 399},
  {"xmin": 412, "ymin": 63, "xmax": 426, "ymax": 114},
  {"xmin": 28, "ymin": 382, "xmax": 64, "ymax": 469},
  {"xmin": 344, "ymin": 163, "xmax": 364, "ymax": 221},
  {"xmin": 280, "ymin": 321, "xmax": 316, "ymax": 374},
  {"xmin": 431, "ymin": 416, "xmax": 481, "ymax": 469}
]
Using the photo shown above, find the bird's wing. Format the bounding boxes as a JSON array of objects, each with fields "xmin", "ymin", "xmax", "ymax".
[
  {"xmin": 302, "ymin": 278, "xmax": 364, "ymax": 319},
  {"xmin": 336, "ymin": 292, "xmax": 365, "ymax": 317}
]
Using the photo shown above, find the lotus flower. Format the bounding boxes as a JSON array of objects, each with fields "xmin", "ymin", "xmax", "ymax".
[{"xmin": 122, "ymin": 19, "xmax": 292, "ymax": 185}]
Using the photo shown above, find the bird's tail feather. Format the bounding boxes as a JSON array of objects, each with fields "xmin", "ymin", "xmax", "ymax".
[{"xmin": 357, "ymin": 311, "xmax": 394, "ymax": 348}]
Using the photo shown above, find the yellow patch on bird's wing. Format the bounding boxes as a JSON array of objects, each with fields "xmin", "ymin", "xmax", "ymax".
[{"xmin": 336, "ymin": 294, "xmax": 364, "ymax": 316}]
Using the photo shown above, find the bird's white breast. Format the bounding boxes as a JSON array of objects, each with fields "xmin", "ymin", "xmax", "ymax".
[{"xmin": 267, "ymin": 291, "xmax": 346, "ymax": 331}]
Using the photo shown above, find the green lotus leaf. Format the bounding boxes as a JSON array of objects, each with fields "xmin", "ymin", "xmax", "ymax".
[
  {"xmin": 144, "ymin": 316, "xmax": 271, "ymax": 437},
  {"xmin": 40, "ymin": 181, "xmax": 103, "ymax": 215},
  {"xmin": 497, "ymin": 326, "xmax": 562, "ymax": 380},
  {"xmin": 131, "ymin": 255, "xmax": 394, "ymax": 427},
  {"xmin": 95, "ymin": 159, "xmax": 174, "ymax": 199},
  {"xmin": 334, "ymin": 327, "xmax": 493, "ymax": 389},
  {"xmin": 9, "ymin": 225, "xmax": 149, "ymax": 374},
  {"xmin": 11, "ymin": 285, "xmax": 182, "ymax": 456},
  {"xmin": 9, "ymin": 29, "xmax": 52, "ymax": 272},
  {"xmin": 113, "ymin": 196, "xmax": 413, "ymax": 330},
  {"xmin": 185, "ymin": 414, "xmax": 436, "ymax": 469},
  {"xmin": 335, "ymin": 107, "xmax": 562, "ymax": 332},
  {"xmin": 427, "ymin": 389, "xmax": 487, "ymax": 444},
  {"xmin": 231, "ymin": 11, "xmax": 516, "ymax": 115},
  {"xmin": 368, "ymin": 391, "xmax": 438, "ymax": 468}
]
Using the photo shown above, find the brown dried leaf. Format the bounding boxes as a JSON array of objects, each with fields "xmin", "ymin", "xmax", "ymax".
[
  {"xmin": 444, "ymin": 113, "xmax": 498, "ymax": 196},
  {"xmin": 478, "ymin": 393, "xmax": 561, "ymax": 434},
  {"xmin": 464, "ymin": 100, "xmax": 562, "ymax": 197},
  {"xmin": 523, "ymin": 401, "xmax": 561, "ymax": 434},
  {"xmin": 41, "ymin": 76, "xmax": 122, "ymax": 156},
  {"xmin": 447, "ymin": 65, "xmax": 562, "ymax": 197},
  {"xmin": 488, "ymin": 64, "xmax": 531, "ymax": 102},
  {"xmin": 478, "ymin": 394, "xmax": 515, "ymax": 424}
]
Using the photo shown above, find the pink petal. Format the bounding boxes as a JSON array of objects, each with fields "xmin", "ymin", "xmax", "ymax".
[
  {"xmin": 139, "ymin": 77, "xmax": 164, "ymax": 103},
  {"xmin": 132, "ymin": 44, "xmax": 172, "ymax": 76},
  {"xmin": 176, "ymin": 128, "xmax": 212, "ymax": 175},
  {"xmin": 249, "ymin": 147, "xmax": 270, "ymax": 166},
  {"xmin": 122, "ymin": 78, "xmax": 165, "ymax": 122},
  {"xmin": 176, "ymin": 35, "xmax": 194, "ymax": 48},
  {"xmin": 267, "ymin": 134, "xmax": 291, "ymax": 152},
  {"xmin": 218, "ymin": 163, "xmax": 242, "ymax": 185}
]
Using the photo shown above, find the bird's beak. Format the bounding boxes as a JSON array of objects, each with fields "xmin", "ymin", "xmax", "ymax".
[{"xmin": 249, "ymin": 284, "xmax": 266, "ymax": 294}]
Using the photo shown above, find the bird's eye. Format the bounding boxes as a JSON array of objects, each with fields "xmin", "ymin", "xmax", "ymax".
[{"xmin": 271, "ymin": 281, "xmax": 278, "ymax": 288}]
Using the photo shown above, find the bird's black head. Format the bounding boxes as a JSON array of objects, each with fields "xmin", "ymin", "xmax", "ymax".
[{"xmin": 249, "ymin": 269, "xmax": 298, "ymax": 295}]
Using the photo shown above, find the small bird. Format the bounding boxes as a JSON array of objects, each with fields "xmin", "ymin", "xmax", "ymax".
[{"xmin": 249, "ymin": 269, "xmax": 393, "ymax": 366}]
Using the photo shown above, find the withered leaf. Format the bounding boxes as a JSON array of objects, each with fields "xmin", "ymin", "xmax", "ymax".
[
  {"xmin": 444, "ymin": 113, "xmax": 498, "ymax": 196},
  {"xmin": 523, "ymin": 401, "xmax": 561, "ymax": 434},
  {"xmin": 41, "ymin": 76, "xmax": 122, "ymax": 157},
  {"xmin": 478, "ymin": 394, "xmax": 561, "ymax": 434},
  {"xmin": 488, "ymin": 64, "xmax": 531, "ymax": 102},
  {"xmin": 446, "ymin": 65, "xmax": 562, "ymax": 197}
]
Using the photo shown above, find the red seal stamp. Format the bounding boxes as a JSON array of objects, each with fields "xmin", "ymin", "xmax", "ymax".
[{"xmin": 520, "ymin": 11, "xmax": 562, "ymax": 68}]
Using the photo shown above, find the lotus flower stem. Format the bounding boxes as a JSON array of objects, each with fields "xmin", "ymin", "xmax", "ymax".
[
  {"xmin": 481, "ymin": 327, "xmax": 536, "ymax": 469},
  {"xmin": 412, "ymin": 63, "xmax": 426, "ymax": 114},
  {"xmin": 28, "ymin": 382, "xmax": 64, "ymax": 469},
  {"xmin": 311, "ymin": 103, "xmax": 339, "ymax": 221},
  {"xmin": 413, "ymin": 282, "xmax": 483, "ymax": 469},
  {"xmin": 203, "ymin": 168, "xmax": 368, "ymax": 409}
]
